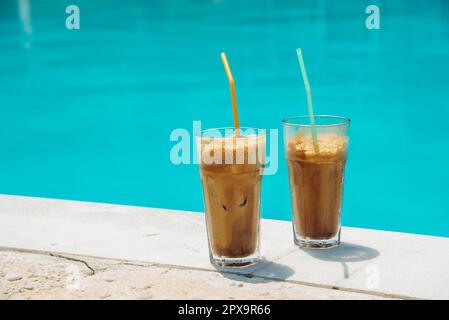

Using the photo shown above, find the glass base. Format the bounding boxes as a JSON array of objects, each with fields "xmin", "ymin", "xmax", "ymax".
[
  {"xmin": 210, "ymin": 254, "xmax": 259, "ymax": 267},
  {"xmin": 294, "ymin": 238, "xmax": 340, "ymax": 249},
  {"xmin": 293, "ymin": 226, "xmax": 341, "ymax": 249}
]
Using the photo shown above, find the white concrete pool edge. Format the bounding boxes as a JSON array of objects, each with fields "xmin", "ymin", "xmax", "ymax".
[{"xmin": 0, "ymin": 194, "xmax": 448, "ymax": 300}]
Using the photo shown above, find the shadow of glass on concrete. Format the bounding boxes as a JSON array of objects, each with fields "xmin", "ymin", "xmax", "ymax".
[
  {"xmin": 302, "ymin": 242, "xmax": 379, "ymax": 263},
  {"xmin": 303, "ymin": 242, "xmax": 380, "ymax": 279},
  {"xmin": 213, "ymin": 259, "xmax": 295, "ymax": 284}
]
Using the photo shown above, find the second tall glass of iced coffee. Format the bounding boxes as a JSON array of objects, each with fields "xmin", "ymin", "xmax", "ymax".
[
  {"xmin": 197, "ymin": 127, "xmax": 265, "ymax": 267},
  {"xmin": 283, "ymin": 116, "xmax": 349, "ymax": 249}
]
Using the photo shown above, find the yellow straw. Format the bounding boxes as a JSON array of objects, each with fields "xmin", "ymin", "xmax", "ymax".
[
  {"xmin": 296, "ymin": 48, "xmax": 319, "ymax": 153},
  {"xmin": 220, "ymin": 52, "xmax": 240, "ymax": 133}
]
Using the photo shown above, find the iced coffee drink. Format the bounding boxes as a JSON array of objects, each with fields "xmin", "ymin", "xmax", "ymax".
[
  {"xmin": 197, "ymin": 128, "xmax": 265, "ymax": 266},
  {"xmin": 283, "ymin": 116, "xmax": 349, "ymax": 248}
]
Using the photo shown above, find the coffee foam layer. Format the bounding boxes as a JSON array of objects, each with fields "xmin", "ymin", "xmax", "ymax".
[
  {"xmin": 200, "ymin": 135, "xmax": 265, "ymax": 166},
  {"xmin": 287, "ymin": 133, "xmax": 347, "ymax": 161}
]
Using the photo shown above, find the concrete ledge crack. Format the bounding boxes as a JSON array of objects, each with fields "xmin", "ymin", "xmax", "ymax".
[{"xmin": 48, "ymin": 253, "xmax": 96, "ymax": 275}]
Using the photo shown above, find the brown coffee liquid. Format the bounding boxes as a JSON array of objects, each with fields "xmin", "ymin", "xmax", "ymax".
[
  {"xmin": 286, "ymin": 133, "xmax": 347, "ymax": 240},
  {"xmin": 199, "ymin": 137, "xmax": 263, "ymax": 258}
]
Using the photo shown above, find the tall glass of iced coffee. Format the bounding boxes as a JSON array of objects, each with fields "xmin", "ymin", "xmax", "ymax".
[
  {"xmin": 283, "ymin": 115, "xmax": 349, "ymax": 249},
  {"xmin": 196, "ymin": 127, "xmax": 265, "ymax": 266}
]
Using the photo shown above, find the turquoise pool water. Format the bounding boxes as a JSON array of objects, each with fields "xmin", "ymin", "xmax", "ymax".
[{"xmin": 1, "ymin": 0, "xmax": 449, "ymax": 237}]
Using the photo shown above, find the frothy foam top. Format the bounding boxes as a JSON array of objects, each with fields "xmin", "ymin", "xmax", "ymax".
[
  {"xmin": 287, "ymin": 133, "xmax": 347, "ymax": 161},
  {"xmin": 199, "ymin": 135, "xmax": 265, "ymax": 166}
]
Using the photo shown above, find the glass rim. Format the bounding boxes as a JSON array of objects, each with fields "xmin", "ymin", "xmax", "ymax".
[
  {"xmin": 195, "ymin": 127, "xmax": 266, "ymax": 137},
  {"xmin": 282, "ymin": 115, "xmax": 350, "ymax": 127}
]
